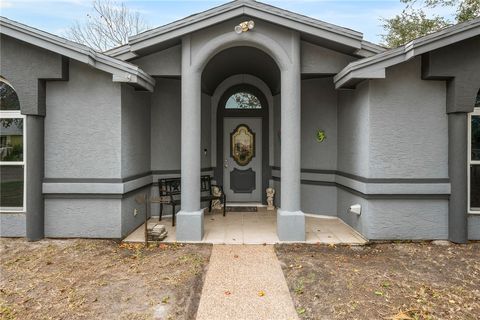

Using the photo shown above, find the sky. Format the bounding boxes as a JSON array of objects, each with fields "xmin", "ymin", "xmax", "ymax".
[{"xmin": 0, "ymin": 0, "xmax": 457, "ymax": 45}]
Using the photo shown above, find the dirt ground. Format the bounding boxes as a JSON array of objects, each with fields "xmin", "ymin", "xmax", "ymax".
[
  {"xmin": 0, "ymin": 239, "xmax": 212, "ymax": 320},
  {"xmin": 275, "ymin": 242, "xmax": 480, "ymax": 320}
]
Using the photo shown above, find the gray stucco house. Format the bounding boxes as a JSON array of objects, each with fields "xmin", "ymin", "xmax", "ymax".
[{"xmin": 0, "ymin": 0, "xmax": 479, "ymax": 243}]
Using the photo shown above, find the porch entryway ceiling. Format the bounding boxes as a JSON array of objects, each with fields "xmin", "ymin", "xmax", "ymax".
[{"xmin": 202, "ymin": 46, "xmax": 280, "ymax": 95}]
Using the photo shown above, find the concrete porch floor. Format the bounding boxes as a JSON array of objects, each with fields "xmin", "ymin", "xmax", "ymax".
[{"xmin": 123, "ymin": 207, "xmax": 367, "ymax": 244}]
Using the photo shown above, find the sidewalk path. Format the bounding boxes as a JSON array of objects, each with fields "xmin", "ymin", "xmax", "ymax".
[{"xmin": 196, "ymin": 245, "xmax": 299, "ymax": 320}]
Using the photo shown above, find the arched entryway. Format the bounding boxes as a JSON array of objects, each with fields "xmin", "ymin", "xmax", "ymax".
[
  {"xmin": 176, "ymin": 30, "xmax": 305, "ymax": 242},
  {"xmin": 215, "ymin": 85, "xmax": 269, "ymax": 204}
]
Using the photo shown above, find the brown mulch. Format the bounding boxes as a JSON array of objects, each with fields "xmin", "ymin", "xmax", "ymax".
[
  {"xmin": 275, "ymin": 242, "xmax": 480, "ymax": 320},
  {"xmin": 0, "ymin": 239, "xmax": 212, "ymax": 320}
]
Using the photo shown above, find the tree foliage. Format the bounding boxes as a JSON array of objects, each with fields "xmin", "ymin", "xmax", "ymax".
[
  {"xmin": 457, "ymin": 0, "xmax": 480, "ymax": 22},
  {"xmin": 229, "ymin": 93, "xmax": 262, "ymax": 109},
  {"xmin": 64, "ymin": 0, "xmax": 150, "ymax": 52},
  {"xmin": 381, "ymin": 0, "xmax": 480, "ymax": 47},
  {"xmin": 0, "ymin": 81, "xmax": 20, "ymax": 111}
]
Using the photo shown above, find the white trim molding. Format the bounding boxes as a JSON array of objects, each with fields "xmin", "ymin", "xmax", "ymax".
[
  {"xmin": 0, "ymin": 111, "xmax": 27, "ymax": 213},
  {"xmin": 468, "ymin": 107, "xmax": 480, "ymax": 214}
]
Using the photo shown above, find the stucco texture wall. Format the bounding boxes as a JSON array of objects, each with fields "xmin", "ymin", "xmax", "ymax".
[
  {"xmin": 301, "ymin": 41, "xmax": 356, "ymax": 74},
  {"xmin": 301, "ymin": 184, "xmax": 337, "ymax": 215},
  {"xmin": 130, "ymin": 45, "xmax": 181, "ymax": 77},
  {"xmin": 45, "ymin": 198, "xmax": 122, "ymax": 238},
  {"xmin": 337, "ymin": 188, "xmax": 369, "ymax": 236},
  {"xmin": 121, "ymin": 188, "xmax": 149, "ymax": 238},
  {"xmin": 337, "ymin": 58, "xmax": 447, "ymax": 180},
  {"xmin": 0, "ymin": 214, "xmax": 26, "ymax": 237},
  {"xmin": 151, "ymin": 78, "xmax": 181, "ymax": 171},
  {"xmin": 299, "ymin": 77, "xmax": 338, "ymax": 215},
  {"xmin": 121, "ymin": 84, "xmax": 151, "ymax": 178},
  {"xmin": 45, "ymin": 60, "xmax": 122, "ymax": 179},
  {"xmin": 336, "ymin": 57, "xmax": 450, "ymax": 240},
  {"xmin": 468, "ymin": 215, "xmax": 480, "ymax": 240},
  {"xmin": 0, "ymin": 35, "xmax": 66, "ymax": 239},
  {"xmin": 0, "ymin": 34, "xmax": 64, "ymax": 115},
  {"xmin": 369, "ymin": 57, "xmax": 448, "ymax": 179},
  {"xmin": 301, "ymin": 78, "xmax": 338, "ymax": 170},
  {"xmin": 366, "ymin": 199, "xmax": 448, "ymax": 240},
  {"xmin": 337, "ymin": 81, "xmax": 370, "ymax": 177},
  {"xmin": 190, "ymin": 16, "xmax": 293, "ymax": 70},
  {"xmin": 150, "ymin": 78, "xmax": 212, "ymax": 171}
]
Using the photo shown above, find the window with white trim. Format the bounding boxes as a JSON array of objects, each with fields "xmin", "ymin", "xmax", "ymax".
[
  {"xmin": 468, "ymin": 89, "xmax": 480, "ymax": 214},
  {"xmin": 0, "ymin": 77, "xmax": 26, "ymax": 212}
]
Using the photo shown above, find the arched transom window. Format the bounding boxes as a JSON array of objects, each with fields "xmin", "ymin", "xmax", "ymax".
[
  {"xmin": 0, "ymin": 76, "xmax": 26, "ymax": 211},
  {"xmin": 225, "ymin": 92, "xmax": 262, "ymax": 109}
]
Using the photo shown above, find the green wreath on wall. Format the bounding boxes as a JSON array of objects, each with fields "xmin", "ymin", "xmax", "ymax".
[{"xmin": 315, "ymin": 129, "xmax": 326, "ymax": 143}]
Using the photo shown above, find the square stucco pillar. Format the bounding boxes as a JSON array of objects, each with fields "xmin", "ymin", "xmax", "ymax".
[
  {"xmin": 448, "ymin": 112, "xmax": 468, "ymax": 243},
  {"xmin": 176, "ymin": 36, "xmax": 204, "ymax": 241},
  {"xmin": 277, "ymin": 32, "xmax": 305, "ymax": 241},
  {"xmin": 26, "ymin": 115, "xmax": 45, "ymax": 241}
]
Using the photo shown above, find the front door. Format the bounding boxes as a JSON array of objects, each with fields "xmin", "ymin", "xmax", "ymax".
[{"xmin": 223, "ymin": 117, "xmax": 262, "ymax": 202}]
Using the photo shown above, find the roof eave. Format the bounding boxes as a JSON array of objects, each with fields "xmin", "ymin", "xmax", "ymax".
[
  {"xmin": 334, "ymin": 17, "xmax": 480, "ymax": 89},
  {"xmin": 0, "ymin": 17, "xmax": 155, "ymax": 92},
  {"xmin": 104, "ymin": 44, "xmax": 139, "ymax": 60}
]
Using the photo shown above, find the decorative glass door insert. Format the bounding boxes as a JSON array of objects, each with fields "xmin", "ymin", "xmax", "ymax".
[{"xmin": 230, "ymin": 124, "xmax": 255, "ymax": 166}]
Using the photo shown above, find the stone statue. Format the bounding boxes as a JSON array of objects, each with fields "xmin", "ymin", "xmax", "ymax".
[
  {"xmin": 266, "ymin": 187, "xmax": 275, "ymax": 210},
  {"xmin": 211, "ymin": 185, "xmax": 223, "ymax": 210}
]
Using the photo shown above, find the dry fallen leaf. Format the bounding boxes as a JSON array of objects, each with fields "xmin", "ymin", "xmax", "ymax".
[
  {"xmin": 224, "ymin": 290, "xmax": 231, "ymax": 296},
  {"xmin": 387, "ymin": 309, "xmax": 418, "ymax": 320},
  {"xmin": 258, "ymin": 290, "xmax": 265, "ymax": 297}
]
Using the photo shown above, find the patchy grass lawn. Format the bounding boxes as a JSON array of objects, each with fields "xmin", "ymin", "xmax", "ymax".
[
  {"xmin": 275, "ymin": 242, "xmax": 480, "ymax": 320},
  {"xmin": 0, "ymin": 239, "xmax": 212, "ymax": 320}
]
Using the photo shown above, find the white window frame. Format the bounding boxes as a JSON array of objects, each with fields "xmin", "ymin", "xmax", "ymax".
[
  {"xmin": 468, "ymin": 107, "xmax": 480, "ymax": 214},
  {"xmin": 0, "ymin": 110, "xmax": 27, "ymax": 212}
]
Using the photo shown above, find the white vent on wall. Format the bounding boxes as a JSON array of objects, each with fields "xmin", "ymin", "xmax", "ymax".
[{"xmin": 348, "ymin": 204, "xmax": 362, "ymax": 216}]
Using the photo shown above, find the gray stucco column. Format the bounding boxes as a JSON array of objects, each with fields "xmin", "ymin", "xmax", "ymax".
[
  {"xmin": 25, "ymin": 115, "xmax": 45, "ymax": 241},
  {"xmin": 448, "ymin": 112, "xmax": 468, "ymax": 243},
  {"xmin": 277, "ymin": 32, "xmax": 305, "ymax": 241},
  {"xmin": 176, "ymin": 36, "xmax": 204, "ymax": 241}
]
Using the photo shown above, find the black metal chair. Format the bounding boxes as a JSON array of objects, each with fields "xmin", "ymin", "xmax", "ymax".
[{"xmin": 158, "ymin": 175, "xmax": 226, "ymax": 226}]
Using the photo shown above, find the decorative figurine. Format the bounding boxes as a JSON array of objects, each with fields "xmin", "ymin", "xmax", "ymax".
[
  {"xmin": 266, "ymin": 187, "xmax": 275, "ymax": 210},
  {"xmin": 211, "ymin": 185, "xmax": 223, "ymax": 210}
]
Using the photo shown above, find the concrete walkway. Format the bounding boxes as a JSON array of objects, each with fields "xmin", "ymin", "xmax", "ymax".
[{"xmin": 196, "ymin": 245, "xmax": 299, "ymax": 320}]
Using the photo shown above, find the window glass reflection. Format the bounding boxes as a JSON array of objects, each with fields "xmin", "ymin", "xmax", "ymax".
[
  {"xmin": 0, "ymin": 165, "xmax": 24, "ymax": 208},
  {"xmin": 0, "ymin": 119, "xmax": 24, "ymax": 161}
]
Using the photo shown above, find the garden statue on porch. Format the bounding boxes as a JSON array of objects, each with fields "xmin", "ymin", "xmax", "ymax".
[
  {"xmin": 211, "ymin": 185, "xmax": 223, "ymax": 210},
  {"xmin": 266, "ymin": 187, "xmax": 275, "ymax": 210}
]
